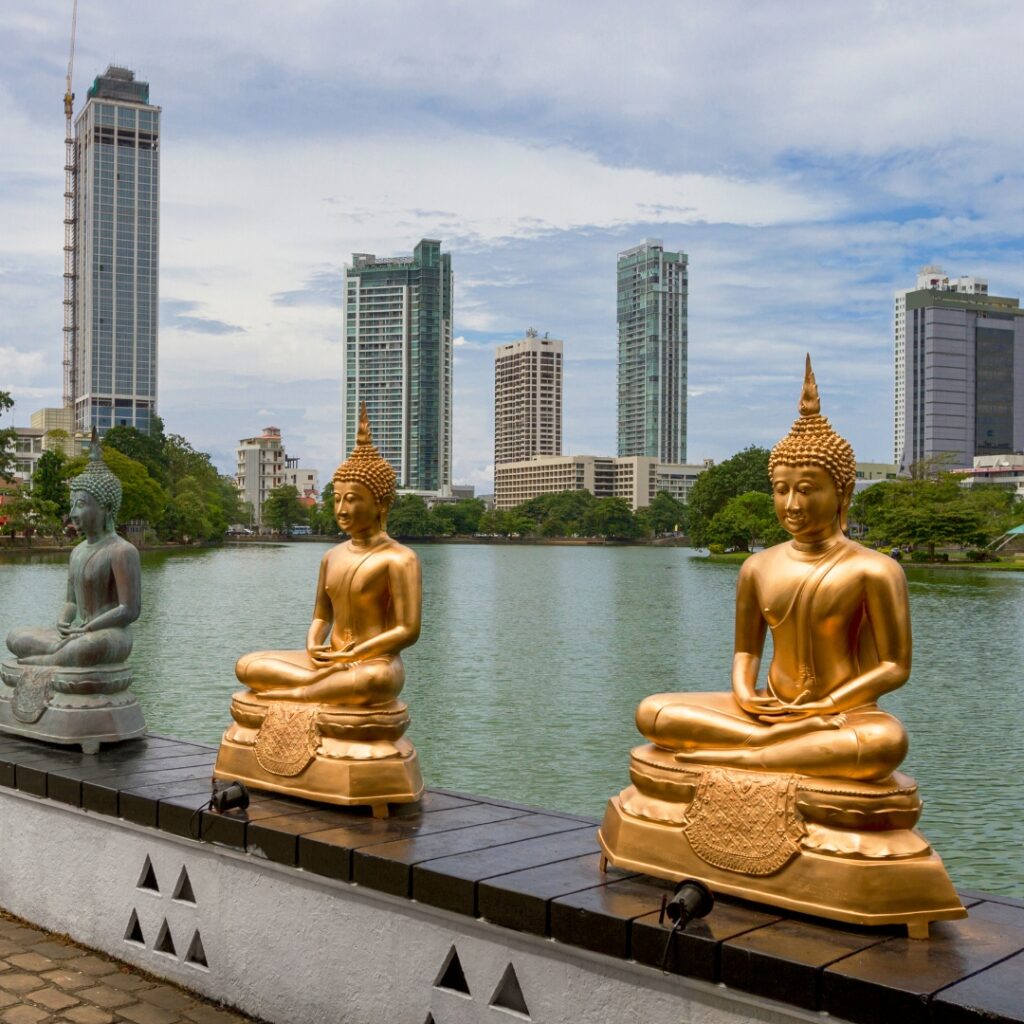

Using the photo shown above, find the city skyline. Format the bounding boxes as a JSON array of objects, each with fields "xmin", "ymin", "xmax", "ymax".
[{"xmin": 4, "ymin": 3, "xmax": 1024, "ymax": 490}]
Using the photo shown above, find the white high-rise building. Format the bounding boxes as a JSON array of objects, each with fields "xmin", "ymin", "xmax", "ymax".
[
  {"xmin": 72, "ymin": 66, "xmax": 160, "ymax": 434},
  {"xmin": 494, "ymin": 330, "xmax": 563, "ymax": 468}
]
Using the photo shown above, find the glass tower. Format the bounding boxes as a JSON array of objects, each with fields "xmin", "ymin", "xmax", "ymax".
[
  {"xmin": 72, "ymin": 66, "xmax": 160, "ymax": 434},
  {"xmin": 343, "ymin": 240, "xmax": 453, "ymax": 492},
  {"xmin": 616, "ymin": 239, "xmax": 688, "ymax": 463}
]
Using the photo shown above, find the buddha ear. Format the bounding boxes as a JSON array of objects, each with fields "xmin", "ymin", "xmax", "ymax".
[{"xmin": 838, "ymin": 480, "xmax": 854, "ymax": 533}]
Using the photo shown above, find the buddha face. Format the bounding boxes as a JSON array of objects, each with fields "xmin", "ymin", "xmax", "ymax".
[
  {"xmin": 334, "ymin": 481, "xmax": 380, "ymax": 537},
  {"xmin": 70, "ymin": 489, "xmax": 110, "ymax": 539},
  {"xmin": 771, "ymin": 464, "xmax": 850, "ymax": 543}
]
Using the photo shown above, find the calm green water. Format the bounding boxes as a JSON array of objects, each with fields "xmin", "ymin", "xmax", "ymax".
[{"xmin": 2, "ymin": 543, "xmax": 1022, "ymax": 896}]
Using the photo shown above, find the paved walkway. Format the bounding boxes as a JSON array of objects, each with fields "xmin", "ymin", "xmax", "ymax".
[{"xmin": 0, "ymin": 912, "xmax": 260, "ymax": 1024}]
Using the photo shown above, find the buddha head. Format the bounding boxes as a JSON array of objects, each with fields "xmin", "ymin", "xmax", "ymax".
[
  {"xmin": 333, "ymin": 403, "xmax": 397, "ymax": 534},
  {"xmin": 768, "ymin": 355, "xmax": 856, "ymax": 536},
  {"xmin": 69, "ymin": 434, "xmax": 123, "ymax": 536}
]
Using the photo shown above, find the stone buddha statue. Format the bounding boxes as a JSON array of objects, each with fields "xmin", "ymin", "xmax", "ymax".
[
  {"xmin": 214, "ymin": 405, "xmax": 424, "ymax": 815},
  {"xmin": 599, "ymin": 358, "xmax": 965, "ymax": 938},
  {"xmin": 1, "ymin": 435, "xmax": 146, "ymax": 752}
]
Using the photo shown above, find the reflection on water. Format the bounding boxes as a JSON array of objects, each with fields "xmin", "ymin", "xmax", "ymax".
[{"xmin": 1, "ymin": 544, "xmax": 1022, "ymax": 895}]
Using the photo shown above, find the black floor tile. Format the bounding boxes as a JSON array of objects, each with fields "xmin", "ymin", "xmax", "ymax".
[
  {"xmin": 478, "ymin": 853, "xmax": 638, "ymax": 936},
  {"xmin": 823, "ymin": 902, "xmax": 1024, "ymax": 1024}
]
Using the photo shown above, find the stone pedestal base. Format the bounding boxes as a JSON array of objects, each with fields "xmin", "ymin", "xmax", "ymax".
[
  {"xmin": 598, "ymin": 744, "xmax": 966, "ymax": 937},
  {"xmin": 0, "ymin": 659, "xmax": 146, "ymax": 754},
  {"xmin": 213, "ymin": 691, "xmax": 423, "ymax": 816}
]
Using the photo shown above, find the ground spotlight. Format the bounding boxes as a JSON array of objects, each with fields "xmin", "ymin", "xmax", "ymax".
[
  {"xmin": 659, "ymin": 879, "xmax": 715, "ymax": 972},
  {"xmin": 210, "ymin": 779, "xmax": 250, "ymax": 813}
]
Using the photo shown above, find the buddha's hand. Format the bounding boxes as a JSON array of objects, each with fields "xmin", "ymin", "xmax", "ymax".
[
  {"xmin": 756, "ymin": 697, "xmax": 840, "ymax": 723},
  {"xmin": 308, "ymin": 643, "xmax": 333, "ymax": 665}
]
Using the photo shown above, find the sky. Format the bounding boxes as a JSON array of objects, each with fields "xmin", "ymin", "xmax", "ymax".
[{"xmin": 3, "ymin": 0, "xmax": 1024, "ymax": 491}]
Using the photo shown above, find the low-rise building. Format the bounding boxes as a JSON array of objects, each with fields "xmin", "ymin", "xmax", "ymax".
[
  {"xmin": 236, "ymin": 428, "xmax": 319, "ymax": 527},
  {"xmin": 494, "ymin": 454, "xmax": 706, "ymax": 511},
  {"xmin": 959, "ymin": 453, "xmax": 1024, "ymax": 500}
]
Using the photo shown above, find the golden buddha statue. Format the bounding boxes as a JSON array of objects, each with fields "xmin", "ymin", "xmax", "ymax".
[
  {"xmin": 214, "ymin": 405, "xmax": 423, "ymax": 815},
  {"xmin": 598, "ymin": 357, "xmax": 965, "ymax": 937}
]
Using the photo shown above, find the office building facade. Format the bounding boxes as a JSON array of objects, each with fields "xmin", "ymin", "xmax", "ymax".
[
  {"xmin": 494, "ymin": 331, "xmax": 563, "ymax": 470},
  {"xmin": 894, "ymin": 269, "xmax": 1024, "ymax": 470},
  {"xmin": 343, "ymin": 239, "xmax": 453, "ymax": 493},
  {"xmin": 494, "ymin": 454, "xmax": 705, "ymax": 512},
  {"xmin": 72, "ymin": 66, "xmax": 160, "ymax": 434},
  {"xmin": 617, "ymin": 240, "xmax": 688, "ymax": 463}
]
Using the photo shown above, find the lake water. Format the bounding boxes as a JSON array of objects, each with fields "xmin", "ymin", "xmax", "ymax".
[{"xmin": 1, "ymin": 542, "xmax": 1022, "ymax": 896}]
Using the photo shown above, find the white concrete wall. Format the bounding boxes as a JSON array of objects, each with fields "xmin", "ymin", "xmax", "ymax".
[{"xmin": 0, "ymin": 786, "xmax": 832, "ymax": 1024}]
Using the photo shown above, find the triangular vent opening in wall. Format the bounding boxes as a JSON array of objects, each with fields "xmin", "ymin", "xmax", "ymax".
[
  {"xmin": 172, "ymin": 866, "xmax": 196, "ymax": 904},
  {"xmin": 123, "ymin": 909, "xmax": 145, "ymax": 946},
  {"xmin": 185, "ymin": 929, "xmax": 208, "ymax": 969},
  {"xmin": 434, "ymin": 945, "xmax": 470, "ymax": 996},
  {"xmin": 154, "ymin": 919, "xmax": 176, "ymax": 957},
  {"xmin": 490, "ymin": 963, "xmax": 530, "ymax": 1019},
  {"xmin": 137, "ymin": 855, "xmax": 159, "ymax": 893}
]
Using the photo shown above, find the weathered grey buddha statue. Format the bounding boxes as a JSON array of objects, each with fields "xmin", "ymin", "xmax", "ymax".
[
  {"xmin": 599, "ymin": 358, "xmax": 965, "ymax": 938},
  {"xmin": 0, "ymin": 436, "xmax": 146, "ymax": 752},
  {"xmin": 214, "ymin": 405, "xmax": 423, "ymax": 816}
]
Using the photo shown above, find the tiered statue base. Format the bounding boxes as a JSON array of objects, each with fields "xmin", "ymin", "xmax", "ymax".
[
  {"xmin": 213, "ymin": 690, "xmax": 423, "ymax": 817},
  {"xmin": 598, "ymin": 744, "xmax": 966, "ymax": 938},
  {"xmin": 0, "ymin": 659, "xmax": 146, "ymax": 754}
]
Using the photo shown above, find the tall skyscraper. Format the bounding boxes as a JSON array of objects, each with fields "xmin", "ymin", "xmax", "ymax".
[
  {"xmin": 494, "ymin": 330, "xmax": 563, "ymax": 466},
  {"xmin": 343, "ymin": 239, "xmax": 453, "ymax": 492},
  {"xmin": 616, "ymin": 240, "xmax": 688, "ymax": 463},
  {"xmin": 72, "ymin": 66, "xmax": 160, "ymax": 434},
  {"xmin": 894, "ymin": 267, "xmax": 1024, "ymax": 470}
]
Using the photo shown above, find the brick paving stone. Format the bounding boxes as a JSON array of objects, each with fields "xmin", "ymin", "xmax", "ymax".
[
  {"xmin": 28, "ymin": 941, "xmax": 79, "ymax": 961},
  {"xmin": 182, "ymin": 1007, "xmax": 251, "ymax": 1024},
  {"xmin": 0, "ymin": 974, "xmax": 44, "ymax": 995},
  {"xmin": 0, "ymin": 1004, "xmax": 48, "ymax": 1024},
  {"xmin": 62, "ymin": 1007, "xmax": 117, "ymax": 1024},
  {"xmin": 78, "ymin": 983, "xmax": 135, "ymax": 1009},
  {"xmin": 0, "ymin": 994, "xmax": 16, "ymax": 1010},
  {"xmin": 64, "ymin": 956, "xmax": 112, "ymax": 977},
  {"xmin": 6, "ymin": 953, "xmax": 55, "ymax": 973},
  {"xmin": 97, "ymin": 971, "xmax": 151, "ymax": 993},
  {"xmin": 137, "ymin": 985, "xmax": 194, "ymax": 1012},
  {"xmin": 40, "ymin": 969, "xmax": 93, "ymax": 991},
  {"xmin": 118, "ymin": 1002, "xmax": 183, "ymax": 1024},
  {"xmin": 25, "ymin": 983, "xmax": 80, "ymax": 1010},
  {"xmin": 0, "ymin": 943, "xmax": 17, "ymax": 959}
]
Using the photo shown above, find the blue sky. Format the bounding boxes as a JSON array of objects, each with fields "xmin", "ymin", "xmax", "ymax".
[{"xmin": 3, "ymin": 0, "xmax": 1024, "ymax": 490}]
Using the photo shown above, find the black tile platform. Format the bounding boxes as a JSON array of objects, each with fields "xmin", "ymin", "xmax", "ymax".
[{"xmin": 1, "ymin": 731, "xmax": 1022, "ymax": 1024}]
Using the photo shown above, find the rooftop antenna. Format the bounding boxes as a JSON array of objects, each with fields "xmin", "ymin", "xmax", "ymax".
[{"xmin": 62, "ymin": 0, "xmax": 79, "ymax": 411}]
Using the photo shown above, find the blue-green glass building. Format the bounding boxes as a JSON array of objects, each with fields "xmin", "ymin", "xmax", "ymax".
[
  {"xmin": 72, "ymin": 66, "xmax": 160, "ymax": 435},
  {"xmin": 616, "ymin": 240, "xmax": 688, "ymax": 463},
  {"xmin": 343, "ymin": 240, "xmax": 453, "ymax": 492}
]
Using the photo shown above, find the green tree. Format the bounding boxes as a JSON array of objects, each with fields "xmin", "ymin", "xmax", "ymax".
[
  {"xmin": 517, "ymin": 490, "xmax": 595, "ymax": 537},
  {"xmin": 64, "ymin": 445, "xmax": 167, "ymax": 525},
  {"xmin": 104, "ymin": 418, "xmax": 169, "ymax": 486},
  {"xmin": 851, "ymin": 474, "xmax": 1014, "ymax": 558},
  {"xmin": 477, "ymin": 509, "xmax": 506, "ymax": 535},
  {"xmin": 429, "ymin": 502, "xmax": 457, "ymax": 536},
  {"xmin": 450, "ymin": 498, "xmax": 485, "ymax": 535},
  {"xmin": 32, "ymin": 449, "xmax": 70, "ymax": 517},
  {"xmin": 1, "ymin": 493, "xmax": 64, "ymax": 544},
  {"xmin": 585, "ymin": 497, "xmax": 639, "ymax": 539},
  {"xmin": 161, "ymin": 476, "xmax": 213, "ymax": 542},
  {"xmin": 261, "ymin": 485, "xmax": 307, "ymax": 536},
  {"xmin": 0, "ymin": 391, "xmax": 17, "ymax": 482},
  {"xmin": 646, "ymin": 490, "xmax": 687, "ymax": 535},
  {"xmin": 387, "ymin": 495, "xmax": 433, "ymax": 538},
  {"xmin": 687, "ymin": 446, "xmax": 772, "ymax": 546},
  {"xmin": 706, "ymin": 491, "xmax": 787, "ymax": 552}
]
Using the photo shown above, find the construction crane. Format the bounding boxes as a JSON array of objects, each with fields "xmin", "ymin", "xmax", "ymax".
[{"xmin": 61, "ymin": 0, "xmax": 78, "ymax": 410}]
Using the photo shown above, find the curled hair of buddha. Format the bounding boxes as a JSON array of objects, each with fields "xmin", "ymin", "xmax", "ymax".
[
  {"xmin": 333, "ymin": 403, "xmax": 397, "ymax": 514},
  {"xmin": 70, "ymin": 432, "xmax": 123, "ymax": 520},
  {"xmin": 768, "ymin": 355, "xmax": 856, "ymax": 496}
]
